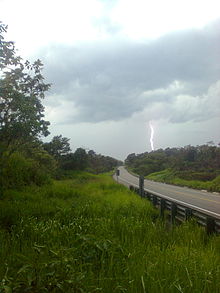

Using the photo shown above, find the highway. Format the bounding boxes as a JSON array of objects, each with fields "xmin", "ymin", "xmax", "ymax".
[{"xmin": 115, "ymin": 166, "xmax": 220, "ymax": 219}]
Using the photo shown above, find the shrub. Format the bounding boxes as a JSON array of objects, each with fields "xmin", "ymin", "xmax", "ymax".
[
  {"xmin": 177, "ymin": 171, "xmax": 217, "ymax": 181},
  {"xmin": 0, "ymin": 151, "xmax": 55, "ymax": 191}
]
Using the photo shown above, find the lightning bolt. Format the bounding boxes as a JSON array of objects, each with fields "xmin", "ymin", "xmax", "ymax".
[{"xmin": 149, "ymin": 121, "xmax": 154, "ymax": 151}]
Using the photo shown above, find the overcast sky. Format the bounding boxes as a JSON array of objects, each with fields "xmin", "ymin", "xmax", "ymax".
[{"xmin": 1, "ymin": 0, "xmax": 220, "ymax": 160}]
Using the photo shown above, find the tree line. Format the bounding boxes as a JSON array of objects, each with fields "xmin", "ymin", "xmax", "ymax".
[
  {"xmin": 0, "ymin": 22, "xmax": 121, "ymax": 191},
  {"xmin": 43, "ymin": 135, "xmax": 122, "ymax": 176},
  {"xmin": 125, "ymin": 143, "xmax": 220, "ymax": 181}
]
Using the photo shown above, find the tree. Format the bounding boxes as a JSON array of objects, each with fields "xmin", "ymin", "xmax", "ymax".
[
  {"xmin": 59, "ymin": 148, "xmax": 88, "ymax": 171},
  {"xmin": 0, "ymin": 22, "xmax": 50, "ymax": 154},
  {"xmin": 125, "ymin": 153, "xmax": 136, "ymax": 165},
  {"xmin": 88, "ymin": 150, "xmax": 96, "ymax": 157},
  {"xmin": 43, "ymin": 135, "xmax": 71, "ymax": 159},
  {"xmin": 73, "ymin": 148, "xmax": 88, "ymax": 170}
]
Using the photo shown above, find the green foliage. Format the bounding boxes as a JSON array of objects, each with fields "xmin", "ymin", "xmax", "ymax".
[
  {"xmin": 146, "ymin": 168, "xmax": 175, "ymax": 182},
  {"xmin": 87, "ymin": 150, "xmax": 122, "ymax": 174},
  {"xmin": 177, "ymin": 171, "xmax": 217, "ymax": 181},
  {"xmin": 0, "ymin": 23, "xmax": 120, "ymax": 190},
  {"xmin": 0, "ymin": 150, "xmax": 56, "ymax": 191},
  {"xmin": 126, "ymin": 150, "xmax": 168, "ymax": 176},
  {"xmin": 0, "ymin": 174, "xmax": 219, "ymax": 292},
  {"xmin": 147, "ymin": 169, "xmax": 220, "ymax": 192},
  {"xmin": 72, "ymin": 147, "xmax": 88, "ymax": 170},
  {"xmin": 59, "ymin": 148, "xmax": 122, "ymax": 175},
  {"xmin": 60, "ymin": 147, "xmax": 88, "ymax": 171},
  {"xmin": 0, "ymin": 22, "xmax": 53, "ymax": 190},
  {"xmin": 43, "ymin": 135, "xmax": 71, "ymax": 159},
  {"xmin": 212, "ymin": 175, "xmax": 220, "ymax": 191},
  {"xmin": 126, "ymin": 144, "xmax": 220, "ymax": 191},
  {"xmin": 0, "ymin": 23, "xmax": 50, "ymax": 152}
]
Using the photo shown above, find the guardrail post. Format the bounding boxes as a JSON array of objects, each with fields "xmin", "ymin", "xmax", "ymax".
[
  {"xmin": 171, "ymin": 203, "xmax": 177, "ymax": 224},
  {"xmin": 146, "ymin": 192, "xmax": 150, "ymax": 201},
  {"xmin": 116, "ymin": 169, "xmax": 120, "ymax": 182},
  {"xmin": 135, "ymin": 188, "xmax": 139, "ymax": 194},
  {"xmin": 152, "ymin": 195, "xmax": 157, "ymax": 206},
  {"xmin": 206, "ymin": 217, "xmax": 215, "ymax": 235},
  {"xmin": 160, "ymin": 198, "xmax": 166, "ymax": 219},
  {"xmin": 139, "ymin": 176, "xmax": 144, "ymax": 197},
  {"xmin": 129, "ymin": 185, "xmax": 134, "ymax": 191},
  {"xmin": 185, "ymin": 208, "xmax": 192, "ymax": 221}
]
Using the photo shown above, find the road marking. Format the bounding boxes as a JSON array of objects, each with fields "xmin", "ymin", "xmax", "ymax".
[
  {"xmin": 146, "ymin": 184, "xmax": 220, "ymax": 205},
  {"xmin": 117, "ymin": 176, "xmax": 220, "ymax": 218},
  {"xmin": 119, "ymin": 170, "xmax": 220, "ymax": 204}
]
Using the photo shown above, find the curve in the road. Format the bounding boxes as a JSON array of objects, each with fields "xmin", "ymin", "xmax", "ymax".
[{"xmin": 115, "ymin": 166, "xmax": 220, "ymax": 219}]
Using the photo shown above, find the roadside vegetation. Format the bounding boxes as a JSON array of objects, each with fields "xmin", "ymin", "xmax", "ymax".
[
  {"xmin": 0, "ymin": 22, "xmax": 121, "ymax": 192},
  {"xmin": 1, "ymin": 22, "xmax": 220, "ymax": 292},
  {"xmin": 146, "ymin": 169, "xmax": 220, "ymax": 192},
  {"xmin": 125, "ymin": 145, "xmax": 220, "ymax": 192},
  {"xmin": 1, "ymin": 173, "xmax": 220, "ymax": 292}
]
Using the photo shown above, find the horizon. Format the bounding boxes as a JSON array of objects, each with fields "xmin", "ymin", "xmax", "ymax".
[{"xmin": 1, "ymin": 0, "xmax": 220, "ymax": 159}]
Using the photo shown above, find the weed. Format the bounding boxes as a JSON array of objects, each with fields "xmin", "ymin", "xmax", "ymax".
[{"xmin": 0, "ymin": 173, "xmax": 219, "ymax": 292}]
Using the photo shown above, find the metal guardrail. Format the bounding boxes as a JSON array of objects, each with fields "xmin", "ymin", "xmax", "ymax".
[{"xmin": 129, "ymin": 178, "xmax": 220, "ymax": 235}]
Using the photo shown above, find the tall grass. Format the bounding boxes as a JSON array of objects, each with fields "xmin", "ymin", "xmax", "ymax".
[
  {"xmin": 147, "ymin": 169, "xmax": 220, "ymax": 192},
  {"xmin": 0, "ymin": 174, "xmax": 219, "ymax": 292}
]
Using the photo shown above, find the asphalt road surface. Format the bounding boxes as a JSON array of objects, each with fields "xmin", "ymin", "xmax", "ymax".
[{"xmin": 114, "ymin": 166, "xmax": 220, "ymax": 219}]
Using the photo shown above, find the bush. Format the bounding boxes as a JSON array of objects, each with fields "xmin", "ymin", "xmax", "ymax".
[
  {"xmin": 0, "ymin": 151, "xmax": 55, "ymax": 191},
  {"xmin": 177, "ymin": 171, "xmax": 217, "ymax": 181},
  {"xmin": 0, "ymin": 173, "xmax": 220, "ymax": 292},
  {"xmin": 146, "ymin": 169, "xmax": 220, "ymax": 192}
]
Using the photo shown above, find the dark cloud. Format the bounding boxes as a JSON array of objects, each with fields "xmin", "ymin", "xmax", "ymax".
[{"xmin": 41, "ymin": 19, "xmax": 220, "ymax": 123}]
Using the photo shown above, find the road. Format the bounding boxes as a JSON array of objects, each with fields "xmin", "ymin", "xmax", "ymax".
[{"xmin": 114, "ymin": 166, "xmax": 220, "ymax": 219}]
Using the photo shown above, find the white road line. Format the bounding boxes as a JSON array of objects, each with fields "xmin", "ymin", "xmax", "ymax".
[{"xmin": 118, "ymin": 176, "xmax": 220, "ymax": 219}]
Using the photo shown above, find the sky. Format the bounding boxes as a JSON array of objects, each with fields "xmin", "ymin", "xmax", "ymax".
[{"xmin": 1, "ymin": 0, "xmax": 220, "ymax": 160}]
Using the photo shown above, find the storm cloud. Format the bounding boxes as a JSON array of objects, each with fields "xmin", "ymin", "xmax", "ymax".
[{"xmin": 41, "ymin": 19, "xmax": 220, "ymax": 125}]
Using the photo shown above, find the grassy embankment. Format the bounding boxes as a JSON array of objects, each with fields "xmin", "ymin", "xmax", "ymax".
[
  {"xmin": 0, "ymin": 172, "xmax": 220, "ymax": 292},
  {"xmin": 146, "ymin": 169, "xmax": 220, "ymax": 193}
]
